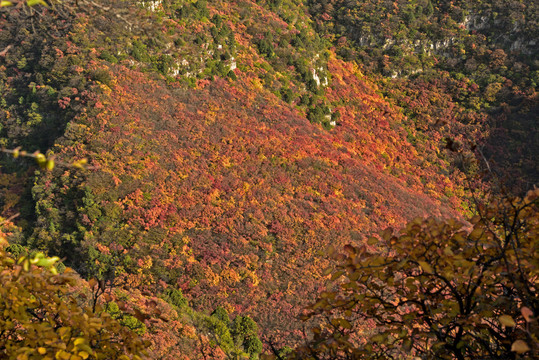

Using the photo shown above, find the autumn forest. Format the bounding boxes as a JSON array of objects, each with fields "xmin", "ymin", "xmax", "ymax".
[{"xmin": 0, "ymin": 0, "xmax": 537, "ymax": 359}]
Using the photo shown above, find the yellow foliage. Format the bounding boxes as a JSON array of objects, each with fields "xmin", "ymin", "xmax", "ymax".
[{"xmin": 0, "ymin": 249, "xmax": 148, "ymax": 359}]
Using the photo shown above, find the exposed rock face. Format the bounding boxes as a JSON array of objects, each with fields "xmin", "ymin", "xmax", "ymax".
[
  {"xmin": 463, "ymin": 14, "xmax": 537, "ymax": 55},
  {"xmin": 344, "ymin": 7, "xmax": 536, "ymax": 78},
  {"xmin": 140, "ymin": 0, "xmax": 162, "ymax": 12},
  {"xmin": 464, "ymin": 15, "xmax": 490, "ymax": 31}
]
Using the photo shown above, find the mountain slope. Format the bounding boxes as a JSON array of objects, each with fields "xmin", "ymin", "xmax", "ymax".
[
  {"xmin": 2, "ymin": 0, "xmax": 526, "ymax": 355},
  {"xmin": 34, "ymin": 56, "xmax": 463, "ymax": 344},
  {"xmin": 307, "ymin": 0, "xmax": 538, "ymax": 194}
]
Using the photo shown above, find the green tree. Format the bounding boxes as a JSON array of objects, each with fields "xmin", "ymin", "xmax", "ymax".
[{"xmin": 232, "ymin": 315, "xmax": 263, "ymax": 359}]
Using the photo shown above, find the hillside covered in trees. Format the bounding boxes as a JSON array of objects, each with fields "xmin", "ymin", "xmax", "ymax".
[{"xmin": 0, "ymin": 0, "xmax": 537, "ymax": 359}]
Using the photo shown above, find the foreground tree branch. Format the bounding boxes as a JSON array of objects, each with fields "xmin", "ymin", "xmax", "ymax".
[{"xmin": 283, "ymin": 189, "xmax": 539, "ymax": 360}]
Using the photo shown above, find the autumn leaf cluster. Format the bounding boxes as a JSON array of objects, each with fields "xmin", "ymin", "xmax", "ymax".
[
  {"xmin": 292, "ymin": 189, "xmax": 539, "ymax": 359},
  {"xmin": 0, "ymin": 233, "xmax": 147, "ymax": 360}
]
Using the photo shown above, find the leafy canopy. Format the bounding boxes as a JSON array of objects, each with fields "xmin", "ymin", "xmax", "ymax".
[
  {"xmin": 292, "ymin": 189, "xmax": 539, "ymax": 359},
  {"xmin": 0, "ymin": 233, "xmax": 147, "ymax": 360}
]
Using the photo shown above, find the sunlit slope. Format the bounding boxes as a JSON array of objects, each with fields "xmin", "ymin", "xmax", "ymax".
[{"xmin": 41, "ymin": 58, "xmax": 459, "ymax": 341}]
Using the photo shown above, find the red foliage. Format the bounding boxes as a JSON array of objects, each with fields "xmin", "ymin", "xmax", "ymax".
[{"xmin": 52, "ymin": 59, "xmax": 463, "ymax": 344}]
